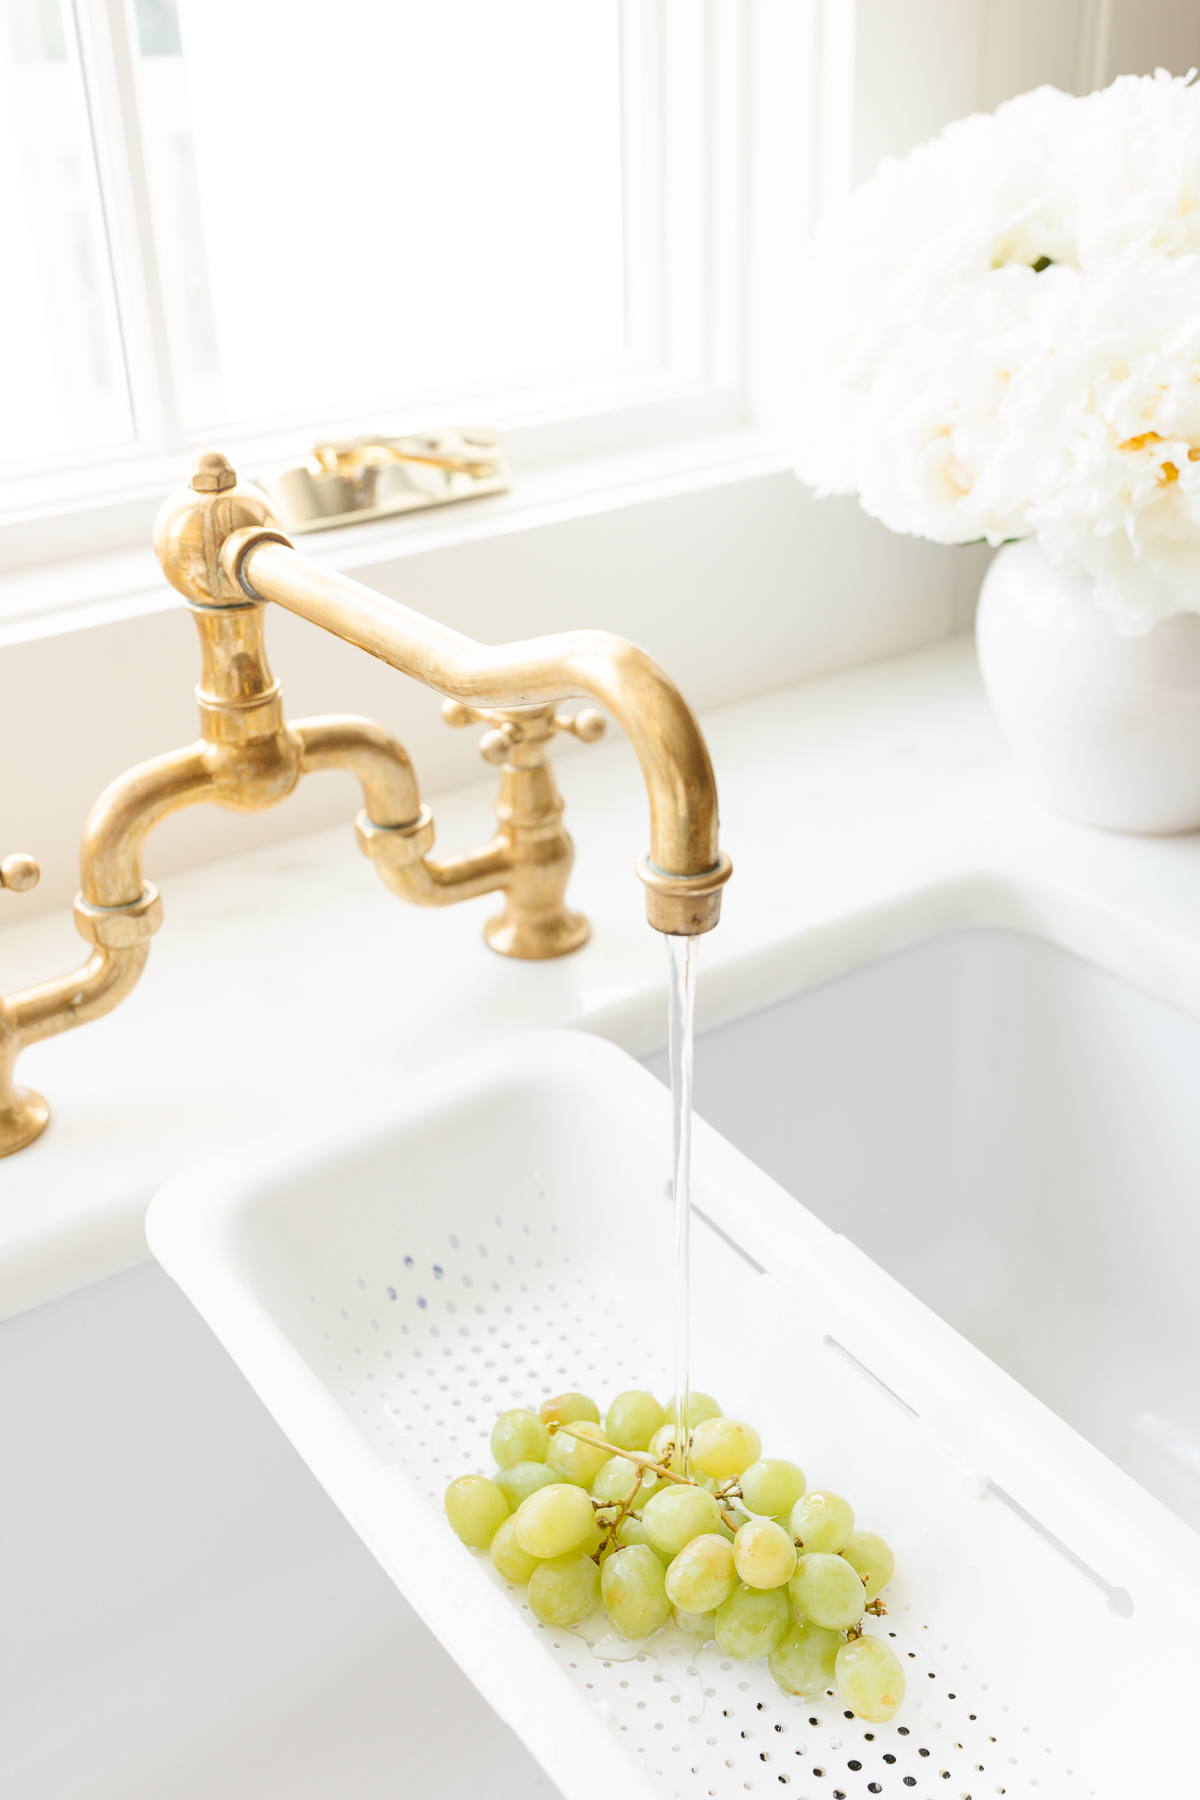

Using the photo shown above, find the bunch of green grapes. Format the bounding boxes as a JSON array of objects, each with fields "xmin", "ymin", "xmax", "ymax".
[{"xmin": 444, "ymin": 1388, "xmax": 905, "ymax": 1723}]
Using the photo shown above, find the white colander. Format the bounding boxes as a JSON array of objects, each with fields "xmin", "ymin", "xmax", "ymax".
[{"xmin": 146, "ymin": 1029, "xmax": 1199, "ymax": 1800}]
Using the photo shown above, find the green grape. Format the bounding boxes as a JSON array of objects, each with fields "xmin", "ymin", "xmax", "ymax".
[
  {"xmin": 591, "ymin": 1454, "xmax": 654, "ymax": 1506},
  {"xmin": 733, "ymin": 1518, "xmax": 797, "ymax": 1590},
  {"xmin": 615, "ymin": 1513, "xmax": 674, "ymax": 1567},
  {"xmin": 601, "ymin": 1545, "xmax": 672, "ymax": 1638},
  {"xmin": 605, "ymin": 1390, "xmax": 665, "ymax": 1451},
  {"xmin": 714, "ymin": 1583, "xmax": 789, "ymax": 1661},
  {"xmin": 647, "ymin": 1431, "xmax": 718, "ymax": 1485},
  {"xmin": 490, "ymin": 1514, "xmax": 541, "ymax": 1583},
  {"xmin": 841, "ymin": 1530, "xmax": 894, "ymax": 1599},
  {"xmin": 491, "ymin": 1408, "xmax": 550, "ymax": 1468},
  {"xmin": 444, "ymin": 1474, "xmax": 510, "ymax": 1549},
  {"xmin": 648, "ymin": 1422, "xmax": 677, "ymax": 1460},
  {"xmin": 835, "ymin": 1633, "xmax": 906, "ymax": 1722},
  {"xmin": 663, "ymin": 1391, "xmax": 722, "ymax": 1426},
  {"xmin": 739, "ymin": 1458, "xmax": 806, "ymax": 1518},
  {"xmin": 768, "ymin": 1619, "xmax": 844, "ymax": 1697},
  {"xmin": 495, "ymin": 1460, "xmax": 559, "ymax": 1510},
  {"xmin": 790, "ymin": 1489, "xmax": 854, "ymax": 1554},
  {"xmin": 539, "ymin": 1392, "xmax": 600, "ymax": 1427},
  {"xmin": 664, "ymin": 1533, "xmax": 736, "ymax": 1613},
  {"xmin": 673, "ymin": 1605, "xmax": 718, "ymax": 1637},
  {"xmin": 528, "ymin": 1552, "xmax": 601, "ymax": 1627},
  {"xmin": 642, "ymin": 1484, "xmax": 722, "ymax": 1555},
  {"xmin": 513, "ymin": 1482, "xmax": 598, "ymax": 1559},
  {"xmin": 690, "ymin": 1417, "xmax": 762, "ymax": 1480},
  {"xmin": 546, "ymin": 1420, "xmax": 611, "ymax": 1487},
  {"xmin": 788, "ymin": 1552, "xmax": 865, "ymax": 1630}
]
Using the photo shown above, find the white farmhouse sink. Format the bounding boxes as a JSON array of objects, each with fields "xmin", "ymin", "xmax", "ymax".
[
  {"xmin": 146, "ymin": 998, "xmax": 1200, "ymax": 1800},
  {"xmin": 9, "ymin": 923, "xmax": 1200, "ymax": 1800}
]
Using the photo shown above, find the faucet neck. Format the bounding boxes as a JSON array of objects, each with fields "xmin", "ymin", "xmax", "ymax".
[{"xmin": 191, "ymin": 603, "xmax": 286, "ymax": 747}]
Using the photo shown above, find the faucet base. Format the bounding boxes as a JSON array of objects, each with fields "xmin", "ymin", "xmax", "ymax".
[
  {"xmin": 484, "ymin": 904, "xmax": 590, "ymax": 960},
  {"xmin": 0, "ymin": 1087, "xmax": 50, "ymax": 1157}
]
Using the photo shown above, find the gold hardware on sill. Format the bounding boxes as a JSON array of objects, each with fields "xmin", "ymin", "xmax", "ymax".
[
  {"xmin": 0, "ymin": 448, "xmax": 729, "ymax": 1157},
  {"xmin": 264, "ymin": 427, "xmax": 509, "ymax": 534}
]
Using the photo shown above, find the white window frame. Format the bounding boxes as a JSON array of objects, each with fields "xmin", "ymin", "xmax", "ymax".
[{"xmin": 0, "ymin": 0, "xmax": 843, "ymax": 633}]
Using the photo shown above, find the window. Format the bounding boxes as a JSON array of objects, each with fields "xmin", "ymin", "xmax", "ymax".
[
  {"xmin": 132, "ymin": 1, "xmax": 627, "ymax": 435},
  {"xmin": 0, "ymin": 0, "xmax": 132, "ymax": 463},
  {"xmin": 0, "ymin": 0, "xmax": 751, "ymax": 539}
]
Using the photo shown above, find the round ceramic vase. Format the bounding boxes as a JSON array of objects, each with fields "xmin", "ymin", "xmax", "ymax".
[{"xmin": 975, "ymin": 538, "xmax": 1200, "ymax": 835}]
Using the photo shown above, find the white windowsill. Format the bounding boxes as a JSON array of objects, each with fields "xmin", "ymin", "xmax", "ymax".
[{"xmin": 0, "ymin": 425, "xmax": 790, "ymax": 648}]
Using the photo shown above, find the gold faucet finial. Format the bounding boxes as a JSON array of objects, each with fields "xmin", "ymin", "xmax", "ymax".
[
  {"xmin": 190, "ymin": 449, "xmax": 237, "ymax": 493},
  {"xmin": 153, "ymin": 455, "xmax": 286, "ymax": 609}
]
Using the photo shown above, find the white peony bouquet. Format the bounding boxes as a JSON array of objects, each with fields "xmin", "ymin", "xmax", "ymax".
[{"xmin": 791, "ymin": 71, "xmax": 1200, "ymax": 633}]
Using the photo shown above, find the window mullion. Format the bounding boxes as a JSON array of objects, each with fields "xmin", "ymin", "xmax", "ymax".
[
  {"xmin": 618, "ymin": 0, "xmax": 664, "ymax": 373},
  {"xmin": 74, "ymin": 0, "xmax": 181, "ymax": 455},
  {"xmin": 708, "ymin": 0, "xmax": 748, "ymax": 392}
]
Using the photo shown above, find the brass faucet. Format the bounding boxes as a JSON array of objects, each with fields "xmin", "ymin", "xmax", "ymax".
[{"xmin": 0, "ymin": 450, "xmax": 731, "ymax": 1157}]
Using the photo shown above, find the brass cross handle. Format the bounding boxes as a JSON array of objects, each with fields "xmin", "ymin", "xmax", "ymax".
[
  {"xmin": 437, "ymin": 697, "xmax": 604, "ymax": 956},
  {"xmin": 0, "ymin": 854, "xmax": 39, "ymax": 894},
  {"xmin": 441, "ymin": 699, "xmax": 606, "ymax": 765}
]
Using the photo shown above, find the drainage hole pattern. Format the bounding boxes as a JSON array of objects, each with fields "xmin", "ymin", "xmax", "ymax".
[{"xmin": 298, "ymin": 1207, "xmax": 1100, "ymax": 1800}]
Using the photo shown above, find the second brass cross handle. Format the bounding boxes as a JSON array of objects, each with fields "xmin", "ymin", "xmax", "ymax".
[{"xmin": 441, "ymin": 699, "xmax": 606, "ymax": 765}]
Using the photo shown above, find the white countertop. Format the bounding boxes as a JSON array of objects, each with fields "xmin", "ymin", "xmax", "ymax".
[{"xmin": 4, "ymin": 632, "xmax": 1200, "ymax": 1323}]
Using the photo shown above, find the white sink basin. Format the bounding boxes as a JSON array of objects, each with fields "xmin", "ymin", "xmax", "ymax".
[
  {"xmin": 146, "ymin": 1013, "xmax": 1200, "ymax": 1800},
  {"xmin": 10, "ymin": 923, "xmax": 1200, "ymax": 1799},
  {"xmin": 648, "ymin": 926, "xmax": 1200, "ymax": 1533}
]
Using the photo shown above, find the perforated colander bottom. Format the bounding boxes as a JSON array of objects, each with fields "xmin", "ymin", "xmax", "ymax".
[{"xmin": 305, "ymin": 1209, "xmax": 1097, "ymax": 1800}]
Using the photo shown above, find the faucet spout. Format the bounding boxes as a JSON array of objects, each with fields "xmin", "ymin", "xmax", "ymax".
[{"xmin": 224, "ymin": 531, "xmax": 732, "ymax": 934}]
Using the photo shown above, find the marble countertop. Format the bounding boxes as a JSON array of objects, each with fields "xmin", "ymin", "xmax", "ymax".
[{"xmin": 4, "ymin": 633, "xmax": 1200, "ymax": 1323}]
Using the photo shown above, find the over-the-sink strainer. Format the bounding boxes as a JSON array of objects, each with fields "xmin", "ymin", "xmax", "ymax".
[{"xmin": 147, "ymin": 1030, "xmax": 1199, "ymax": 1800}]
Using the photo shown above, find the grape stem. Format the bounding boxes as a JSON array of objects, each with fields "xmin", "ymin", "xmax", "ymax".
[
  {"xmin": 591, "ymin": 1468, "xmax": 647, "ymax": 1543},
  {"xmin": 550, "ymin": 1421, "xmax": 695, "ymax": 1487},
  {"xmin": 551, "ymin": 1422, "xmax": 744, "ymax": 1532}
]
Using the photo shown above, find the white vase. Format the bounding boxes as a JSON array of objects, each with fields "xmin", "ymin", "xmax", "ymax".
[{"xmin": 975, "ymin": 539, "xmax": 1200, "ymax": 835}]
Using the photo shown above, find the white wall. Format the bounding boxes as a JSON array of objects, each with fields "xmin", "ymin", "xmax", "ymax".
[
  {"xmin": 1107, "ymin": 0, "xmax": 1200, "ymax": 87},
  {"xmin": 853, "ymin": 0, "xmax": 1200, "ymax": 184},
  {"xmin": 853, "ymin": 0, "xmax": 1086, "ymax": 184}
]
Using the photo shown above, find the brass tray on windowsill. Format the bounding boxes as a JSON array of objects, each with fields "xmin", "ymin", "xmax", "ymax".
[{"xmin": 262, "ymin": 427, "xmax": 509, "ymax": 534}]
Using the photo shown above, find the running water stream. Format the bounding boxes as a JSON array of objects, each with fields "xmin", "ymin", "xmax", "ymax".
[{"xmin": 667, "ymin": 934, "xmax": 698, "ymax": 1473}]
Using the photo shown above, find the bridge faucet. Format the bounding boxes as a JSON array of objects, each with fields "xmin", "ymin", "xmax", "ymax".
[{"xmin": 0, "ymin": 451, "xmax": 730, "ymax": 1157}]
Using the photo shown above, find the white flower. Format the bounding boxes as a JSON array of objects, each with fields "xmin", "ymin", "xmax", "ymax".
[
  {"xmin": 976, "ymin": 247, "xmax": 1200, "ymax": 627},
  {"xmin": 792, "ymin": 71, "xmax": 1200, "ymax": 630}
]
